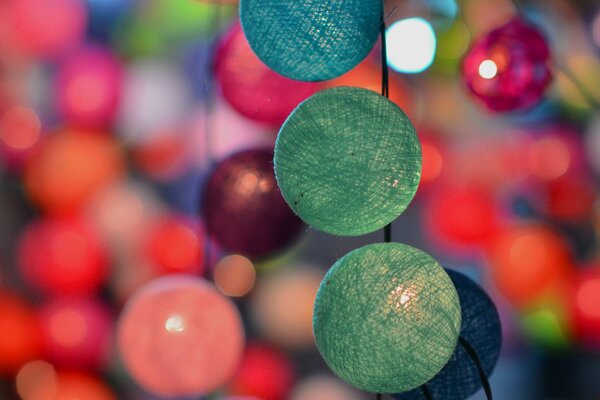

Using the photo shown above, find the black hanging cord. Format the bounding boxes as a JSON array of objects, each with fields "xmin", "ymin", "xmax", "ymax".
[
  {"xmin": 421, "ymin": 384, "xmax": 434, "ymax": 400},
  {"xmin": 379, "ymin": 3, "xmax": 391, "ymax": 398},
  {"xmin": 380, "ymin": 0, "xmax": 392, "ymax": 246},
  {"xmin": 459, "ymin": 336, "xmax": 493, "ymax": 400}
]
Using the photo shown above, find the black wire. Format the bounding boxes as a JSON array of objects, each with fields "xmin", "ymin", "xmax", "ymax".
[
  {"xmin": 421, "ymin": 384, "xmax": 434, "ymax": 400},
  {"xmin": 459, "ymin": 336, "xmax": 493, "ymax": 400},
  {"xmin": 380, "ymin": 0, "xmax": 392, "ymax": 246}
]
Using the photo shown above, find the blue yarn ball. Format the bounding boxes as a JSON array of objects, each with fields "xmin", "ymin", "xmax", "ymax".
[
  {"xmin": 394, "ymin": 269, "xmax": 502, "ymax": 400},
  {"xmin": 240, "ymin": 0, "xmax": 381, "ymax": 81}
]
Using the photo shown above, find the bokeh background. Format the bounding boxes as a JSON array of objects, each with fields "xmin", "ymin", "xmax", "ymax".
[{"xmin": 1, "ymin": 0, "xmax": 600, "ymax": 398}]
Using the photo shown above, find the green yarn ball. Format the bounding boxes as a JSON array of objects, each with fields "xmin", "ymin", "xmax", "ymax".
[
  {"xmin": 274, "ymin": 87, "xmax": 421, "ymax": 236},
  {"xmin": 240, "ymin": 0, "xmax": 381, "ymax": 81},
  {"xmin": 313, "ymin": 243, "xmax": 462, "ymax": 393}
]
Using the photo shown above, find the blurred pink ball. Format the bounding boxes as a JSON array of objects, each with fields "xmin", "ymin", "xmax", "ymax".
[
  {"xmin": 214, "ymin": 22, "xmax": 320, "ymax": 127},
  {"xmin": 38, "ymin": 297, "xmax": 113, "ymax": 370},
  {"xmin": 6, "ymin": 0, "xmax": 87, "ymax": 59},
  {"xmin": 56, "ymin": 46, "xmax": 122, "ymax": 128},
  {"xmin": 462, "ymin": 18, "xmax": 552, "ymax": 112},
  {"xmin": 117, "ymin": 275, "xmax": 244, "ymax": 397}
]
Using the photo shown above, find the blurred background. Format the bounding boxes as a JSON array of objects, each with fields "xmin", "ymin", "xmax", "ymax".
[{"xmin": 1, "ymin": 0, "xmax": 600, "ymax": 398}]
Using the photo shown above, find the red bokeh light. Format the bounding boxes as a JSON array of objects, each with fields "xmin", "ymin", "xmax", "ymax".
[
  {"xmin": 54, "ymin": 371, "xmax": 117, "ymax": 400},
  {"xmin": 0, "ymin": 292, "xmax": 42, "ymax": 374},
  {"xmin": 572, "ymin": 268, "xmax": 600, "ymax": 347},
  {"xmin": 144, "ymin": 216, "xmax": 204, "ymax": 275},
  {"xmin": 0, "ymin": 106, "xmax": 41, "ymax": 151},
  {"xmin": 17, "ymin": 216, "xmax": 109, "ymax": 296},
  {"xmin": 6, "ymin": 0, "xmax": 87, "ymax": 59},
  {"xmin": 424, "ymin": 185, "xmax": 500, "ymax": 251},
  {"xmin": 38, "ymin": 298, "xmax": 113, "ymax": 369},
  {"xmin": 229, "ymin": 342, "xmax": 296, "ymax": 400}
]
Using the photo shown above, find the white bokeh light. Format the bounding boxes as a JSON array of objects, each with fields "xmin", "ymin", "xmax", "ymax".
[
  {"xmin": 386, "ymin": 18, "xmax": 437, "ymax": 74},
  {"xmin": 479, "ymin": 59, "xmax": 498, "ymax": 79}
]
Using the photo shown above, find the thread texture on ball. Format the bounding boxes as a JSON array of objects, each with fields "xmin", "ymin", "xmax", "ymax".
[
  {"xmin": 274, "ymin": 87, "xmax": 421, "ymax": 236},
  {"xmin": 240, "ymin": 0, "xmax": 381, "ymax": 81},
  {"xmin": 313, "ymin": 243, "xmax": 461, "ymax": 393}
]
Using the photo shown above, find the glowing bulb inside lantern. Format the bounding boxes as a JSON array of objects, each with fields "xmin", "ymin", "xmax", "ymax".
[
  {"xmin": 386, "ymin": 18, "xmax": 437, "ymax": 74},
  {"xmin": 478, "ymin": 59, "xmax": 498, "ymax": 79},
  {"xmin": 165, "ymin": 314, "xmax": 186, "ymax": 333}
]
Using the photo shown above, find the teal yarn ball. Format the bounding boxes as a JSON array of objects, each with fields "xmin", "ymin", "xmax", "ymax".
[
  {"xmin": 313, "ymin": 243, "xmax": 462, "ymax": 393},
  {"xmin": 274, "ymin": 87, "xmax": 421, "ymax": 236},
  {"xmin": 239, "ymin": 0, "xmax": 381, "ymax": 81}
]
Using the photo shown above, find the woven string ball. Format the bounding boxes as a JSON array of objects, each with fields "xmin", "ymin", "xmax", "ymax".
[
  {"xmin": 202, "ymin": 148, "xmax": 304, "ymax": 259},
  {"xmin": 313, "ymin": 243, "xmax": 461, "ymax": 393},
  {"xmin": 394, "ymin": 269, "xmax": 502, "ymax": 400},
  {"xmin": 274, "ymin": 87, "xmax": 421, "ymax": 236},
  {"xmin": 239, "ymin": 0, "xmax": 381, "ymax": 81}
]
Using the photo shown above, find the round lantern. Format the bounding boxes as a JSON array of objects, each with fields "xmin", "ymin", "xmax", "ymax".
[
  {"xmin": 38, "ymin": 297, "xmax": 113, "ymax": 370},
  {"xmin": 202, "ymin": 148, "xmax": 304, "ymax": 259},
  {"xmin": 17, "ymin": 217, "xmax": 109, "ymax": 296},
  {"xmin": 313, "ymin": 243, "xmax": 461, "ymax": 393},
  {"xmin": 240, "ymin": 0, "xmax": 381, "ymax": 81},
  {"xmin": 394, "ymin": 269, "xmax": 501, "ymax": 400},
  {"xmin": 117, "ymin": 275, "xmax": 244, "ymax": 397},
  {"xmin": 461, "ymin": 18, "xmax": 552, "ymax": 112},
  {"xmin": 214, "ymin": 22, "xmax": 320, "ymax": 127},
  {"xmin": 274, "ymin": 87, "xmax": 421, "ymax": 236}
]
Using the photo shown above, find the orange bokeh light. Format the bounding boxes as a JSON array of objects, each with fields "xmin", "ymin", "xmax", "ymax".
[
  {"xmin": 325, "ymin": 59, "xmax": 413, "ymax": 119},
  {"xmin": 16, "ymin": 360, "xmax": 58, "ymax": 400},
  {"xmin": 251, "ymin": 268, "xmax": 322, "ymax": 348},
  {"xmin": 54, "ymin": 371, "xmax": 116, "ymax": 400},
  {"xmin": 486, "ymin": 225, "xmax": 572, "ymax": 309},
  {"xmin": 420, "ymin": 140, "xmax": 443, "ymax": 183},
  {"xmin": 214, "ymin": 255, "xmax": 256, "ymax": 297},
  {"xmin": 24, "ymin": 128, "xmax": 125, "ymax": 214}
]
